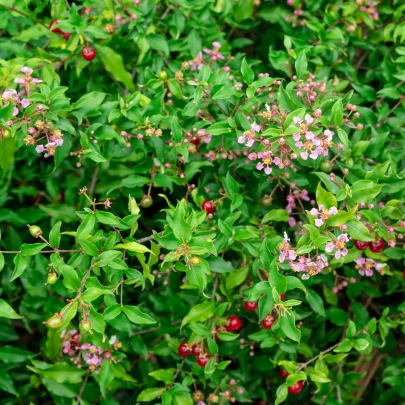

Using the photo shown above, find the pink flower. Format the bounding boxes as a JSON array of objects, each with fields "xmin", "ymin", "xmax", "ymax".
[
  {"xmin": 310, "ymin": 205, "xmax": 337, "ymax": 227},
  {"xmin": 290, "ymin": 256, "xmax": 328, "ymax": 279},
  {"xmin": 32, "ymin": 78, "xmax": 42, "ymax": 83},
  {"xmin": 21, "ymin": 99, "xmax": 30, "ymax": 108},
  {"xmin": 14, "ymin": 78, "xmax": 26, "ymax": 85},
  {"xmin": 325, "ymin": 234, "xmax": 349, "ymax": 259},
  {"xmin": 21, "ymin": 66, "xmax": 33, "ymax": 74},
  {"xmin": 279, "ymin": 233, "xmax": 296, "ymax": 262},
  {"xmin": 256, "ymin": 151, "xmax": 274, "ymax": 175},
  {"xmin": 189, "ymin": 52, "xmax": 203, "ymax": 70}
]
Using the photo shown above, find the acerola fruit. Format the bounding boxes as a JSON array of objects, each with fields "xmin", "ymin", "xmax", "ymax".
[
  {"xmin": 46, "ymin": 313, "xmax": 63, "ymax": 329},
  {"xmin": 320, "ymin": 161, "xmax": 333, "ymax": 172},
  {"xmin": 177, "ymin": 342, "xmax": 191, "ymax": 357},
  {"xmin": 80, "ymin": 319, "xmax": 92, "ymax": 332},
  {"xmin": 369, "ymin": 239, "xmax": 385, "ymax": 253},
  {"xmin": 354, "ymin": 240, "xmax": 369, "ymax": 251},
  {"xmin": 288, "ymin": 380, "xmax": 303, "ymax": 394},
  {"xmin": 49, "ymin": 19, "xmax": 62, "ymax": 33},
  {"xmin": 259, "ymin": 195, "xmax": 273, "ymax": 208},
  {"xmin": 226, "ymin": 316, "xmax": 242, "ymax": 332},
  {"xmin": 71, "ymin": 333, "xmax": 80, "ymax": 346},
  {"xmin": 158, "ymin": 70, "xmax": 168, "ymax": 80},
  {"xmin": 2, "ymin": 128, "xmax": 11, "ymax": 139},
  {"xmin": 46, "ymin": 272, "xmax": 58, "ymax": 285},
  {"xmin": 190, "ymin": 256, "xmax": 201, "ymax": 266},
  {"xmin": 403, "ymin": 269, "xmax": 405, "ymax": 280},
  {"xmin": 197, "ymin": 353, "xmax": 211, "ymax": 367},
  {"xmin": 193, "ymin": 390, "xmax": 205, "ymax": 402},
  {"xmin": 139, "ymin": 195, "xmax": 153, "ymax": 208},
  {"xmin": 202, "ymin": 199, "xmax": 215, "ymax": 214},
  {"xmin": 261, "ymin": 314, "xmax": 276, "ymax": 329},
  {"xmin": 279, "ymin": 368, "xmax": 289, "ymax": 379},
  {"xmin": 29, "ymin": 225, "xmax": 42, "ymax": 238},
  {"xmin": 190, "ymin": 138, "xmax": 201, "ymax": 147},
  {"xmin": 191, "ymin": 343, "xmax": 204, "ymax": 356},
  {"xmin": 244, "ymin": 301, "xmax": 258, "ymax": 311},
  {"xmin": 280, "ymin": 293, "xmax": 285, "ymax": 300},
  {"xmin": 81, "ymin": 46, "xmax": 96, "ymax": 61}
]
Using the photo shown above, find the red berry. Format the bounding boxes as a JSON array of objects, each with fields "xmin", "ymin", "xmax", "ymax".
[
  {"xmin": 354, "ymin": 240, "xmax": 369, "ymax": 251},
  {"xmin": 191, "ymin": 343, "xmax": 204, "ymax": 356},
  {"xmin": 83, "ymin": 7, "xmax": 92, "ymax": 14},
  {"xmin": 190, "ymin": 138, "xmax": 201, "ymax": 147},
  {"xmin": 49, "ymin": 19, "xmax": 61, "ymax": 33},
  {"xmin": 226, "ymin": 316, "xmax": 242, "ymax": 332},
  {"xmin": 202, "ymin": 200, "xmax": 215, "ymax": 214},
  {"xmin": 81, "ymin": 46, "xmax": 96, "ymax": 61},
  {"xmin": 288, "ymin": 380, "xmax": 303, "ymax": 395},
  {"xmin": 71, "ymin": 333, "xmax": 80, "ymax": 347},
  {"xmin": 62, "ymin": 32, "xmax": 71, "ymax": 40},
  {"xmin": 244, "ymin": 301, "xmax": 258, "ymax": 311},
  {"xmin": 368, "ymin": 239, "xmax": 385, "ymax": 253},
  {"xmin": 261, "ymin": 314, "xmax": 276, "ymax": 330},
  {"xmin": 197, "ymin": 353, "xmax": 211, "ymax": 367},
  {"xmin": 280, "ymin": 294, "xmax": 285, "ymax": 300},
  {"xmin": 177, "ymin": 342, "xmax": 191, "ymax": 357},
  {"xmin": 279, "ymin": 368, "xmax": 289, "ymax": 379},
  {"xmin": 215, "ymin": 325, "xmax": 227, "ymax": 339},
  {"xmin": 403, "ymin": 269, "xmax": 405, "ymax": 280}
]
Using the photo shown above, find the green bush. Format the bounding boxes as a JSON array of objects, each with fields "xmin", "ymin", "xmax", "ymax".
[{"xmin": 0, "ymin": 0, "xmax": 405, "ymax": 404}]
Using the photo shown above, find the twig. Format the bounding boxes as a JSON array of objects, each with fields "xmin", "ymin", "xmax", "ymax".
[
  {"xmin": 89, "ymin": 167, "xmax": 99, "ymax": 196},
  {"xmin": 76, "ymin": 368, "xmax": 90, "ymax": 404}
]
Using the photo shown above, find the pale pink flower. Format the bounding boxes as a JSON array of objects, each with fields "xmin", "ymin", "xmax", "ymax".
[
  {"xmin": 310, "ymin": 205, "xmax": 337, "ymax": 227},
  {"xmin": 325, "ymin": 234, "xmax": 349, "ymax": 259}
]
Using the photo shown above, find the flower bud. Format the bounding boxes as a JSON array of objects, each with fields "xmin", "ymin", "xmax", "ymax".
[{"xmin": 46, "ymin": 272, "xmax": 58, "ymax": 285}]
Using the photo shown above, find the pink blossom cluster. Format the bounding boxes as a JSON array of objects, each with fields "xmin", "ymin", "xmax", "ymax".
[
  {"xmin": 360, "ymin": 2, "xmax": 379, "ymax": 21},
  {"xmin": 61, "ymin": 330, "xmax": 121, "ymax": 372},
  {"xmin": 189, "ymin": 42, "xmax": 224, "ymax": 70},
  {"xmin": 310, "ymin": 205, "xmax": 338, "ymax": 227},
  {"xmin": 279, "ymin": 233, "xmax": 296, "ymax": 263},
  {"xmin": 333, "ymin": 277, "xmax": 356, "ymax": 293},
  {"xmin": 285, "ymin": 0, "xmax": 305, "ymax": 27},
  {"xmin": 355, "ymin": 257, "xmax": 386, "ymax": 277},
  {"xmin": 290, "ymin": 255, "xmax": 329, "ymax": 280}
]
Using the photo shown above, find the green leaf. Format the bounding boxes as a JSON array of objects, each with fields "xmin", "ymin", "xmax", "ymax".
[
  {"xmin": 0, "ymin": 370, "xmax": 17, "ymax": 395},
  {"xmin": 306, "ymin": 290, "xmax": 326, "ymax": 317},
  {"xmin": 10, "ymin": 254, "xmax": 27, "ymax": 281},
  {"xmin": 0, "ymin": 299, "xmax": 23, "ymax": 319},
  {"xmin": 212, "ymin": 85, "xmax": 237, "ymax": 100},
  {"xmin": 114, "ymin": 242, "xmax": 153, "ymax": 254},
  {"xmin": 138, "ymin": 388, "xmax": 165, "ymax": 402},
  {"xmin": 241, "ymin": 57, "xmax": 254, "ymax": 85},
  {"xmin": 146, "ymin": 34, "xmax": 169, "ymax": 57},
  {"xmin": 295, "ymin": 50, "xmax": 307, "ymax": 78},
  {"xmin": 347, "ymin": 180, "xmax": 383, "ymax": 204},
  {"xmin": 328, "ymin": 206, "xmax": 357, "ymax": 227},
  {"xmin": 89, "ymin": 308, "xmax": 106, "ymax": 335},
  {"xmin": 275, "ymin": 383, "xmax": 288, "ymax": 405},
  {"xmin": 41, "ymin": 362, "xmax": 86, "ymax": 383},
  {"xmin": 331, "ymin": 99, "xmax": 343, "ymax": 126},
  {"xmin": 49, "ymin": 222, "xmax": 61, "ymax": 249},
  {"xmin": 75, "ymin": 213, "xmax": 95, "ymax": 242},
  {"xmin": 226, "ymin": 266, "xmax": 249, "ymax": 290},
  {"xmin": 95, "ymin": 46, "xmax": 135, "ymax": 91},
  {"xmin": 149, "ymin": 369, "xmax": 175, "ymax": 384},
  {"xmin": 345, "ymin": 219, "xmax": 374, "ymax": 242},
  {"xmin": 280, "ymin": 311, "xmax": 301, "ymax": 342},
  {"xmin": 268, "ymin": 259, "xmax": 287, "ymax": 294},
  {"xmin": 123, "ymin": 306, "xmax": 156, "ymax": 324},
  {"xmin": 0, "ymin": 252, "xmax": 4, "ymax": 272},
  {"xmin": 316, "ymin": 182, "xmax": 337, "ymax": 209},
  {"xmin": 20, "ymin": 243, "xmax": 47, "ymax": 257},
  {"xmin": 98, "ymin": 359, "xmax": 114, "ymax": 397},
  {"xmin": 181, "ymin": 301, "xmax": 215, "ymax": 327},
  {"xmin": 262, "ymin": 209, "xmax": 289, "ymax": 223}
]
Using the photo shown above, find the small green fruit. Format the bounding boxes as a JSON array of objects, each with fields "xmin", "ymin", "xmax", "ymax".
[
  {"xmin": 29, "ymin": 225, "xmax": 42, "ymax": 238},
  {"xmin": 139, "ymin": 195, "xmax": 153, "ymax": 208},
  {"xmin": 320, "ymin": 161, "xmax": 333, "ymax": 172},
  {"xmin": 190, "ymin": 256, "xmax": 201, "ymax": 266},
  {"xmin": 47, "ymin": 314, "xmax": 63, "ymax": 329},
  {"xmin": 80, "ymin": 319, "xmax": 92, "ymax": 332},
  {"xmin": 2, "ymin": 128, "xmax": 11, "ymax": 140},
  {"xmin": 158, "ymin": 70, "xmax": 168, "ymax": 80},
  {"xmin": 259, "ymin": 196, "xmax": 273, "ymax": 208},
  {"xmin": 46, "ymin": 272, "xmax": 58, "ymax": 285}
]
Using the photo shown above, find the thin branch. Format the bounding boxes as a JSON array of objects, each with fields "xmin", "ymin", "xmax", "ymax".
[{"xmin": 76, "ymin": 368, "xmax": 90, "ymax": 404}]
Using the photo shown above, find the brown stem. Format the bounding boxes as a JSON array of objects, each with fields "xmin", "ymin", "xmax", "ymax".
[{"xmin": 76, "ymin": 368, "xmax": 90, "ymax": 404}]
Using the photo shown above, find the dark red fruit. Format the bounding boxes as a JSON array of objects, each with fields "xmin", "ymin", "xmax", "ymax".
[
  {"xmin": 244, "ymin": 301, "xmax": 258, "ymax": 311},
  {"xmin": 279, "ymin": 368, "xmax": 289, "ymax": 379},
  {"xmin": 177, "ymin": 342, "xmax": 191, "ymax": 357},
  {"xmin": 288, "ymin": 380, "xmax": 303, "ymax": 395},
  {"xmin": 202, "ymin": 200, "xmax": 215, "ymax": 214},
  {"xmin": 62, "ymin": 32, "xmax": 71, "ymax": 40},
  {"xmin": 354, "ymin": 240, "xmax": 369, "ymax": 251},
  {"xmin": 190, "ymin": 138, "xmax": 201, "ymax": 147},
  {"xmin": 81, "ymin": 46, "xmax": 96, "ymax": 61},
  {"xmin": 191, "ymin": 343, "xmax": 204, "ymax": 356},
  {"xmin": 403, "ymin": 269, "xmax": 405, "ymax": 280},
  {"xmin": 197, "ymin": 353, "xmax": 211, "ymax": 367},
  {"xmin": 49, "ymin": 19, "xmax": 61, "ymax": 33},
  {"xmin": 215, "ymin": 325, "xmax": 227, "ymax": 339},
  {"xmin": 71, "ymin": 333, "xmax": 80, "ymax": 347},
  {"xmin": 261, "ymin": 314, "xmax": 276, "ymax": 329},
  {"xmin": 226, "ymin": 316, "xmax": 242, "ymax": 332},
  {"xmin": 280, "ymin": 294, "xmax": 285, "ymax": 300},
  {"xmin": 368, "ymin": 239, "xmax": 385, "ymax": 253}
]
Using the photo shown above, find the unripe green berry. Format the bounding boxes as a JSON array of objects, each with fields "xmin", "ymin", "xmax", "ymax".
[
  {"xmin": 29, "ymin": 225, "xmax": 42, "ymax": 238},
  {"xmin": 46, "ymin": 272, "xmax": 58, "ymax": 285},
  {"xmin": 2, "ymin": 128, "xmax": 11, "ymax": 140},
  {"xmin": 158, "ymin": 70, "xmax": 168, "ymax": 80},
  {"xmin": 46, "ymin": 313, "xmax": 63, "ymax": 329},
  {"xmin": 190, "ymin": 256, "xmax": 201, "ymax": 266},
  {"xmin": 80, "ymin": 319, "xmax": 92, "ymax": 332},
  {"xmin": 259, "ymin": 196, "xmax": 273, "ymax": 208},
  {"xmin": 320, "ymin": 161, "xmax": 333, "ymax": 173},
  {"xmin": 139, "ymin": 195, "xmax": 153, "ymax": 208}
]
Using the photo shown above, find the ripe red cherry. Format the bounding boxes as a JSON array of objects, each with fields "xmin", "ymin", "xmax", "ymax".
[
  {"xmin": 368, "ymin": 239, "xmax": 385, "ymax": 253},
  {"xmin": 280, "ymin": 293, "xmax": 285, "ymax": 300},
  {"xmin": 244, "ymin": 301, "xmax": 258, "ymax": 311},
  {"xmin": 354, "ymin": 240, "xmax": 369, "ymax": 251},
  {"xmin": 197, "ymin": 353, "xmax": 211, "ymax": 367},
  {"xmin": 279, "ymin": 368, "xmax": 289, "ymax": 379},
  {"xmin": 191, "ymin": 343, "xmax": 204, "ymax": 356},
  {"xmin": 49, "ymin": 19, "xmax": 62, "ymax": 33},
  {"xmin": 190, "ymin": 138, "xmax": 201, "ymax": 147},
  {"xmin": 288, "ymin": 380, "xmax": 303, "ymax": 395},
  {"xmin": 81, "ymin": 46, "xmax": 96, "ymax": 61},
  {"xmin": 62, "ymin": 32, "xmax": 71, "ymax": 40},
  {"xmin": 202, "ymin": 200, "xmax": 215, "ymax": 214},
  {"xmin": 261, "ymin": 314, "xmax": 276, "ymax": 329},
  {"xmin": 226, "ymin": 316, "xmax": 242, "ymax": 332},
  {"xmin": 177, "ymin": 342, "xmax": 191, "ymax": 357}
]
